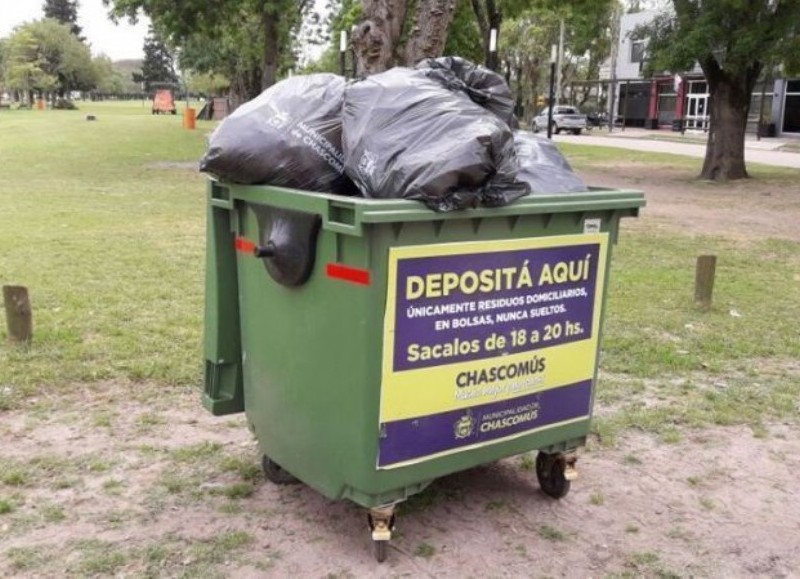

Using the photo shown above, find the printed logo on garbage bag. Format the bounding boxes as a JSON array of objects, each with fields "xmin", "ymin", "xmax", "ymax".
[
  {"xmin": 358, "ymin": 150, "xmax": 378, "ymax": 178},
  {"xmin": 267, "ymin": 109, "xmax": 290, "ymax": 130}
]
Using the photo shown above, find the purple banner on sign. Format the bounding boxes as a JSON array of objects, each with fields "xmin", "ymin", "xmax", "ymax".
[
  {"xmin": 393, "ymin": 244, "xmax": 600, "ymax": 372},
  {"xmin": 378, "ymin": 380, "xmax": 592, "ymax": 467}
]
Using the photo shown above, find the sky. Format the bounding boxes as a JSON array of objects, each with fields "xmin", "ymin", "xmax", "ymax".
[{"xmin": 0, "ymin": 0, "xmax": 151, "ymax": 61}]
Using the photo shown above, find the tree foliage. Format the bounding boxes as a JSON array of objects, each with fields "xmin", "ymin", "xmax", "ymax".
[
  {"xmin": 138, "ymin": 26, "xmax": 177, "ymax": 89},
  {"xmin": 2, "ymin": 20, "xmax": 96, "ymax": 97},
  {"xmin": 185, "ymin": 70, "xmax": 230, "ymax": 96},
  {"xmin": 443, "ymin": 0, "xmax": 483, "ymax": 64},
  {"xmin": 2, "ymin": 26, "xmax": 58, "ymax": 95},
  {"xmin": 43, "ymin": 0, "xmax": 84, "ymax": 41},
  {"xmin": 556, "ymin": 0, "xmax": 616, "ymax": 108},
  {"xmin": 468, "ymin": 0, "xmax": 524, "ymax": 66},
  {"xmin": 641, "ymin": 1, "xmax": 800, "ymax": 77},
  {"xmin": 91, "ymin": 54, "xmax": 126, "ymax": 93},
  {"xmin": 496, "ymin": 0, "xmax": 617, "ymax": 118},
  {"xmin": 177, "ymin": 13, "xmax": 267, "ymax": 101},
  {"xmin": 109, "ymin": 58, "xmax": 148, "ymax": 94},
  {"xmin": 500, "ymin": 12, "xmax": 560, "ymax": 116},
  {"xmin": 637, "ymin": 0, "xmax": 800, "ymax": 180},
  {"xmin": 467, "ymin": 0, "xmax": 598, "ymax": 63},
  {"xmin": 329, "ymin": 0, "xmax": 363, "ymax": 37},
  {"xmin": 104, "ymin": 0, "xmax": 311, "ymax": 100},
  {"xmin": 0, "ymin": 38, "xmax": 9, "ymax": 86},
  {"xmin": 298, "ymin": 0, "xmax": 363, "ymax": 74}
]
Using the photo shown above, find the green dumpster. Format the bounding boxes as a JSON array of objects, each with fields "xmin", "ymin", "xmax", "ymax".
[{"xmin": 203, "ymin": 179, "xmax": 644, "ymax": 561}]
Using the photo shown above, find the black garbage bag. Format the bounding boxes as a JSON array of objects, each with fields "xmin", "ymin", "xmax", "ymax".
[
  {"xmin": 513, "ymin": 130, "xmax": 588, "ymax": 193},
  {"xmin": 416, "ymin": 56, "xmax": 516, "ymax": 126},
  {"xmin": 342, "ymin": 68, "xmax": 529, "ymax": 212},
  {"xmin": 200, "ymin": 73, "xmax": 357, "ymax": 195}
]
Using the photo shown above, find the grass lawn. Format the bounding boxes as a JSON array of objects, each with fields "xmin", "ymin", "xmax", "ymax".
[
  {"xmin": 1, "ymin": 101, "xmax": 799, "ymax": 440},
  {"xmin": 598, "ymin": 231, "xmax": 800, "ymax": 443},
  {"xmin": 561, "ymin": 140, "xmax": 800, "ymax": 180},
  {"xmin": 560, "ymin": 143, "xmax": 800, "ymax": 441},
  {"xmin": 0, "ymin": 101, "xmax": 209, "ymax": 403}
]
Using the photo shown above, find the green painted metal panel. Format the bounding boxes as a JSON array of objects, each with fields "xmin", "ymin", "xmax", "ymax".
[
  {"xmin": 202, "ymin": 182, "xmax": 244, "ymax": 415},
  {"xmin": 203, "ymin": 180, "xmax": 643, "ymax": 507}
]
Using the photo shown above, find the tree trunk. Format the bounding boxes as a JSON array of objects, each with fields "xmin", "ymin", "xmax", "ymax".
[
  {"xmin": 527, "ymin": 59, "xmax": 541, "ymax": 113},
  {"xmin": 513, "ymin": 61, "xmax": 522, "ymax": 117},
  {"xmin": 470, "ymin": 0, "xmax": 488, "ymax": 42},
  {"xmin": 469, "ymin": 0, "xmax": 502, "ymax": 66},
  {"xmin": 404, "ymin": 0, "xmax": 456, "ymax": 65},
  {"xmin": 248, "ymin": 66, "xmax": 262, "ymax": 100},
  {"xmin": 230, "ymin": 64, "xmax": 262, "ymax": 109},
  {"xmin": 700, "ymin": 56, "xmax": 762, "ymax": 181},
  {"xmin": 261, "ymin": 8, "xmax": 280, "ymax": 90},
  {"xmin": 579, "ymin": 53, "xmax": 602, "ymax": 107},
  {"xmin": 353, "ymin": 0, "xmax": 410, "ymax": 75},
  {"xmin": 700, "ymin": 62, "xmax": 760, "ymax": 180},
  {"xmin": 700, "ymin": 85, "xmax": 748, "ymax": 180}
]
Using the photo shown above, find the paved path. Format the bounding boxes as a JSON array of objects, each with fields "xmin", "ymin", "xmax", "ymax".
[{"xmin": 554, "ymin": 132, "xmax": 800, "ymax": 169}]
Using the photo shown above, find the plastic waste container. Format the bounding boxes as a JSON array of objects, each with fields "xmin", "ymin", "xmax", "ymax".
[{"xmin": 203, "ymin": 179, "xmax": 644, "ymax": 561}]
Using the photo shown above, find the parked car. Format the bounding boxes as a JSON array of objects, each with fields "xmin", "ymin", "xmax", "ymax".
[{"xmin": 531, "ymin": 105, "xmax": 587, "ymax": 135}]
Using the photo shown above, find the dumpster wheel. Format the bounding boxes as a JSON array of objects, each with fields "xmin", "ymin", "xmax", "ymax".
[
  {"xmin": 374, "ymin": 540, "xmax": 387, "ymax": 563},
  {"xmin": 536, "ymin": 451, "xmax": 577, "ymax": 499},
  {"xmin": 261, "ymin": 455, "xmax": 299, "ymax": 485},
  {"xmin": 367, "ymin": 505, "xmax": 396, "ymax": 563}
]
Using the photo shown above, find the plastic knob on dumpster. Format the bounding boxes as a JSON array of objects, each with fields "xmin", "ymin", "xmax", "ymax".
[{"xmin": 202, "ymin": 175, "xmax": 644, "ymax": 561}]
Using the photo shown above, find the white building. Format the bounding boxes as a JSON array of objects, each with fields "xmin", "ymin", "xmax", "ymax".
[{"xmin": 607, "ymin": 10, "xmax": 798, "ymax": 137}]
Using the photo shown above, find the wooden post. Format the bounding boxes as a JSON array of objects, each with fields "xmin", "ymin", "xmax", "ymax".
[
  {"xmin": 3, "ymin": 285, "xmax": 32, "ymax": 344},
  {"xmin": 694, "ymin": 255, "xmax": 717, "ymax": 311}
]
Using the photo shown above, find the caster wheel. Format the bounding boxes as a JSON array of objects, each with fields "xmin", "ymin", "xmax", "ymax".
[
  {"xmin": 536, "ymin": 452, "xmax": 571, "ymax": 499},
  {"xmin": 373, "ymin": 540, "xmax": 388, "ymax": 563},
  {"xmin": 261, "ymin": 455, "xmax": 298, "ymax": 485},
  {"xmin": 367, "ymin": 509, "xmax": 395, "ymax": 562}
]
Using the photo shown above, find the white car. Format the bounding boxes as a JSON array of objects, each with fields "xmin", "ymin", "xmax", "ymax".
[{"xmin": 531, "ymin": 106, "xmax": 587, "ymax": 135}]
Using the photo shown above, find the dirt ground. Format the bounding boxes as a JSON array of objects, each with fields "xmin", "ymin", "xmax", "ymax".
[
  {"xmin": 584, "ymin": 165, "xmax": 800, "ymax": 242},
  {"xmin": 2, "ymin": 165, "xmax": 800, "ymax": 578}
]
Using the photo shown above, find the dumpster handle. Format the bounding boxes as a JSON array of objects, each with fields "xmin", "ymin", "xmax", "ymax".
[
  {"xmin": 252, "ymin": 206, "xmax": 322, "ymax": 287},
  {"xmin": 254, "ymin": 242, "xmax": 276, "ymax": 258}
]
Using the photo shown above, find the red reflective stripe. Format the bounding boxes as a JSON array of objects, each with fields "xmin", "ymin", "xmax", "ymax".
[
  {"xmin": 326, "ymin": 263, "xmax": 371, "ymax": 286},
  {"xmin": 235, "ymin": 237, "xmax": 256, "ymax": 254}
]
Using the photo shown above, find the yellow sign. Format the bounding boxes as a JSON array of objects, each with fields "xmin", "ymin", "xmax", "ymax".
[{"xmin": 378, "ymin": 234, "xmax": 608, "ymax": 468}]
